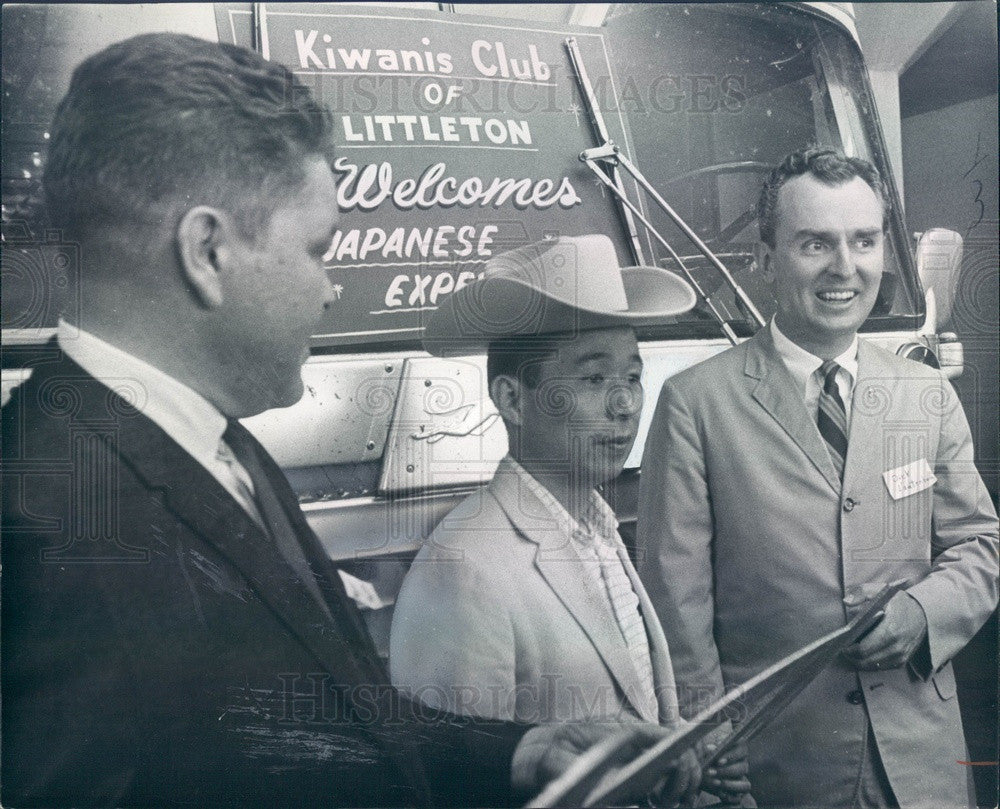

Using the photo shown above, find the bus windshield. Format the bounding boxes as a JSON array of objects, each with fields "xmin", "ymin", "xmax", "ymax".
[
  {"xmin": 603, "ymin": 3, "xmax": 921, "ymax": 336},
  {"xmin": 1, "ymin": 3, "xmax": 922, "ymax": 342}
]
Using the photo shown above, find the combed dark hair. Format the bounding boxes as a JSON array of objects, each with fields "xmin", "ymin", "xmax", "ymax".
[
  {"xmin": 43, "ymin": 33, "xmax": 334, "ymax": 240},
  {"xmin": 757, "ymin": 147, "xmax": 889, "ymax": 247}
]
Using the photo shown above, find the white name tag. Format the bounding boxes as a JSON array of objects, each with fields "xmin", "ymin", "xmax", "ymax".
[{"xmin": 883, "ymin": 458, "xmax": 937, "ymax": 500}]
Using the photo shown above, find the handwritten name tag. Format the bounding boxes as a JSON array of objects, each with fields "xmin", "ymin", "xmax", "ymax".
[{"xmin": 883, "ymin": 458, "xmax": 937, "ymax": 500}]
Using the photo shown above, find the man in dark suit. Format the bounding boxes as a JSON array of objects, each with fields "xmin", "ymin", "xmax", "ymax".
[{"xmin": 1, "ymin": 33, "xmax": 669, "ymax": 808}]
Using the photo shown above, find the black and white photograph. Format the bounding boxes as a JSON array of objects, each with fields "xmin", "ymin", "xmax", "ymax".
[{"xmin": 2, "ymin": 3, "xmax": 997, "ymax": 807}]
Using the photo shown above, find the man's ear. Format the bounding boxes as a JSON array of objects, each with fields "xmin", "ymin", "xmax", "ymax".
[
  {"xmin": 490, "ymin": 374, "xmax": 524, "ymax": 427},
  {"xmin": 754, "ymin": 241, "xmax": 773, "ymax": 284},
  {"xmin": 176, "ymin": 206, "xmax": 236, "ymax": 309}
]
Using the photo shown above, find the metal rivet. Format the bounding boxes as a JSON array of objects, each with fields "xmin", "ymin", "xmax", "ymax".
[{"xmin": 406, "ymin": 464, "xmax": 415, "ymax": 473}]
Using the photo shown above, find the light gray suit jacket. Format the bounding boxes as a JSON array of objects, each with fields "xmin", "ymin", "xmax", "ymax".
[
  {"xmin": 391, "ymin": 458, "xmax": 682, "ymax": 727},
  {"xmin": 638, "ymin": 328, "xmax": 998, "ymax": 808}
]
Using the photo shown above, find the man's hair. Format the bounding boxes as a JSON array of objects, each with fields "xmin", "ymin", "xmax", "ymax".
[
  {"xmin": 43, "ymin": 33, "xmax": 334, "ymax": 241},
  {"xmin": 486, "ymin": 338, "xmax": 559, "ymax": 391},
  {"xmin": 757, "ymin": 147, "xmax": 889, "ymax": 247}
]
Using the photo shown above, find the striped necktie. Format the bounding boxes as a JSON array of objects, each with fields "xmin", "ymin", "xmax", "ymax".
[{"xmin": 817, "ymin": 359, "xmax": 848, "ymax": 481}]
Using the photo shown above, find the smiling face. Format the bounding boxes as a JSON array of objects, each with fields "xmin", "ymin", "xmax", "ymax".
[
  {"xmin": 762, "ymin": 174, "xmax": 885, "ymax": 358},
  {"xmin": 511, "ymin": 327, "xmax": 643, "ymax": 499}
]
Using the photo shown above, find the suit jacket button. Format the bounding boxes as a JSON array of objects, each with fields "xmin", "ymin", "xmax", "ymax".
[
  {"xmin": 843, "ymin": 498, "xmax": 856, "ymax": 512},
  {"xmin": 846, "ymin": 689, "xmax": 864, "ymax": 705}
]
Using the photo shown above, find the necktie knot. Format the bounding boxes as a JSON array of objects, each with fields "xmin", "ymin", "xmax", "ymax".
[
  {"xmin": 222, "ymin": 418, "xmax": 243, "ymax": 451},
  {"xmin": 819, "ymin": 360, "xmax": 841, "ymax": 395},
  {"xmin": 215, "ymin": 429, "xmax": 263, "ymax": 526},
  {"xmin": 216, "ymin": 440, "xmax": 255, "ymax": 494}
]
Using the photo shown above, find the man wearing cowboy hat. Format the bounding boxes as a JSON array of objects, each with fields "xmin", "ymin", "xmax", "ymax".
[{"xmin": 390, "ymin": 234, "xmax": 751, "ymax": 805}]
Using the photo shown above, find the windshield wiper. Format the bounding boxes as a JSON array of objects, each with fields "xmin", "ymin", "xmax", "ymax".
[{"xmin": 566, "ymin": 37, "xmax": 766, "ymax": 345}]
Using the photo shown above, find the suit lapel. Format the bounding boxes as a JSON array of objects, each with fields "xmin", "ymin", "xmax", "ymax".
[
  {"xmin": 96, "ymin": 381, "xmax": 387, "ymax": 688},
  {"xmin": 21, "ymin": 356, "xmax": 428, "ymax": 799},
  {"xmin": 843, "ymin": 340, "xmax": 892, "ymax": 490},
  {"xmin": 216, "ymin": 424, "xmax": 430, "ymax": 797},
  {"xmin": 488, "ymin": 462, "xmax": 657, "ymax": 722},
  {"xmin": 616, "ymin": 546, "xmax": 681, "ymax": 724},
  {"xmin": 227, "ymin": 420, "xmax": 386, "ymax": 676},
  {"xmin": 745, "ymin": 330, "xmax": 842, "ymax": 494}
]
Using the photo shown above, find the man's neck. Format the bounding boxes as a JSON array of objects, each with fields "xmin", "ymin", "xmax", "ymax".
[
  {"xmin": 65, "ymin": 313, "xmax": 232, "ymax": 413},
  {"xmin": 772, "ymin": 314, "xmax": 856, "ymax": 360},
  {"xmin": 512, "ymin": 458, "xmax": 598, "ymax": 522}
]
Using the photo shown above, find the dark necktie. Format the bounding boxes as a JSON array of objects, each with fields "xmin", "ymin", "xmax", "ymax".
[
  {"xmin": 221, "ymin": 421, "xmax": 432, "ymax": 803},
  {"xmin": 817, "ymin": 360, "xmax": 848, "ymax": 481},
  {"xmin": 221, "ymin": 419, "xmax": 396, "ymax": 687},
  {"xmin": 222, "ymin": 420, "xmax": 332, "ymax": 619}
]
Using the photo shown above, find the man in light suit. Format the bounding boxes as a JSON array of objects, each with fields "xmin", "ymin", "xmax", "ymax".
[
  {"xmin": 638, "ymin": 148, "xmax": 999, "ymax": 808},
  {"xmin": 391, "ymin": 234, "xmax": 751, "ymax": 805},
  {"xmin": 1, "ymin": 34, "xmax": 683, "ymax": 808}
]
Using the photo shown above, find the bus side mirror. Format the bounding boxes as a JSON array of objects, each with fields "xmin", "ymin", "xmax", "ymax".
[{"xmin": 914, "ymin": 228, "xmax": 963, "ymax": 334}]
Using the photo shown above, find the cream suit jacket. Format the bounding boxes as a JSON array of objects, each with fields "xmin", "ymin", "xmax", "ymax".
[
  {"xmin": 391, "ymin": 458, "xmax": 682, "ymax": 727},
  {"xmin": 637, "ymin": 327, "xmax": 998, "ymax": 808}
]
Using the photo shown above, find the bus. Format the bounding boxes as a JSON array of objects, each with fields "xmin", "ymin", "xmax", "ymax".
[{"xmin": 1, "ymin": 2, "xmax": 966, "ymax": 649}]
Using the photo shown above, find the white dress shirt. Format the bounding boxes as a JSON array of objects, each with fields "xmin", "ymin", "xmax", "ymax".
[
  {"xmin": 57, "ymin": 319, "xmax": 261, "ymax": 521},
  {"xmin": 770, "ymin": 317, "xmax": 859, "ymax": 430}
]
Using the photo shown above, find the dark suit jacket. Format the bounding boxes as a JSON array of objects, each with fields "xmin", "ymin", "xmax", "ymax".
[{"xmin": 2, "ymin": 348, "xmax": 525, "ymax": 808}]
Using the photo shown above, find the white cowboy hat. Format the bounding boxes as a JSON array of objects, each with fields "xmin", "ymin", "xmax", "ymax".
[{"xmin": 421, "ymin": 233, "xmax": 697, "ymax": 356}]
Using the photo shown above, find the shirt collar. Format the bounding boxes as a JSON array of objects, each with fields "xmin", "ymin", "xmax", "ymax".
[
  {"xmin": 57, "ymin": 319, "xmax": 228, "ymax": 466},
  {"xmin": 503, "ymin": 455, "xmax": 618, "ymax": 544},
  {"xmin": 770, "ymin": 317, "xmax": 859, "ymax": 391}
]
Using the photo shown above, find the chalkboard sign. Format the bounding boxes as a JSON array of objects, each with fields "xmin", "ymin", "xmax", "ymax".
[{"xmin": 217, "ymin": 3, "xmax": 640, "ymax": 348}]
